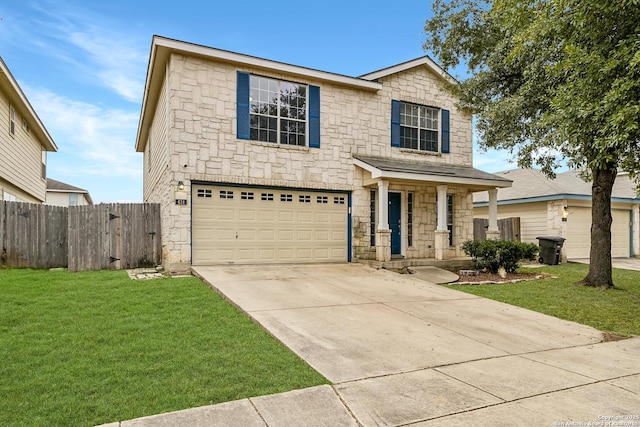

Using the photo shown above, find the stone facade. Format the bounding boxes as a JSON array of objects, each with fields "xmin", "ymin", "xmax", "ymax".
[{"xmin": 138, "ymin": 39, "xmax": 501, "ymax": 271}]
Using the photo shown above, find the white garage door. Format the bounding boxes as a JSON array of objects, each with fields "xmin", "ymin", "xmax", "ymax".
[
  {"xmin": 565, "ymin": 207, "xmax": 630, "ymax": 258},
  {"xmin": 192, "ymin": 185, "xmax": 349, "ymax": 265}
]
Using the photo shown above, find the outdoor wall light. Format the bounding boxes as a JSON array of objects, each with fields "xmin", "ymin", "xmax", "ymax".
[
  {"xmin": 562, "ymin": 206, "xmax": 568, "ymax": 221},
  {"xmin": 177, "ymin": 181, "xmax": 185, "ymax": 191}
]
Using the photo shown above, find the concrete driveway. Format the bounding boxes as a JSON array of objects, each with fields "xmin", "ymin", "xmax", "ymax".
[{"xmin": 102, "ymin": 264, "xmax": 640, "ymax": 426}]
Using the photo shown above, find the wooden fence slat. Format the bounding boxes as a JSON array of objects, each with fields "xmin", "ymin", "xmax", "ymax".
[
  {"xmin": 2, "ymin": 201, "xmax": 160, "ymax": 271},
  {"xmin": 473, "ymin": 217, "xmax": 521, "ymax": 242}
]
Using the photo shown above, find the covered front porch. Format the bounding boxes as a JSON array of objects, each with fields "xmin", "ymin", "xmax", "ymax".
[{"xmin": 353, "ymin": 155, "xmax": 512, "ymax": 263}]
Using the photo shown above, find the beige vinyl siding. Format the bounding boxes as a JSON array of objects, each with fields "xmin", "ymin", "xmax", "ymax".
[
  {"xmin": 144, "ymin": 75, "xmax": 170, "ymax": 201},
  {"xmin": 474, "ymin": 201, "xmax": 548, "ymax": 243},
  {"xmin": 45, "ymin": 191, "xmax": 91, "ymax": 207},
  {"xmin": 0, "ymin": 90, "xmax": 46, "ymax": 202},
  {"xmin": 0, "ymin": 177, "xmax": 40, "ymax": 203}
]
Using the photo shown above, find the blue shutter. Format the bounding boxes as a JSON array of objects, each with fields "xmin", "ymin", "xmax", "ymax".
[
  {"xmin": 236, "ymin": 71, "xmax": 250, "ymax": 140},
  {"xmin": 391, "ymin": 100, "xmax": 401, "ymax": 147},
  {"xmin": 441, "ymin": 109, "xmax": 450, "ymax": 153},
  {"xmin": 309, "ymin": 85, "xmax": 320, "ymax": 148}
]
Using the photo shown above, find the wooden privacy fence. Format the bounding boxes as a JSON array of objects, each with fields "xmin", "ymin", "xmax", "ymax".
[
  {"xmin": 0, "ymin": 202, "xmax": 68, "ymax": 269},
  {"xmin": 68, "ymin": 203, "xmax": 161, "ymax": 272},
  {"xmin": 0, "ymin": 201, "xmax": 161, "ymax": 271},
  {"xmin": 473, "ymin": 217, "xmax": 521, "ymax": 241}
]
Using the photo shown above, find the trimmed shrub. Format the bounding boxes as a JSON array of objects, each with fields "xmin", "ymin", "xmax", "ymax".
[{"xmin": 461, "ymin": 240, "xmax": 539, "ymax": 273}]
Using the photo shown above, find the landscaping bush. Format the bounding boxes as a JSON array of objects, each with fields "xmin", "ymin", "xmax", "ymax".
[{"xmin": 461, "ymin": 239, "xmax": 539, "ymax": 273}]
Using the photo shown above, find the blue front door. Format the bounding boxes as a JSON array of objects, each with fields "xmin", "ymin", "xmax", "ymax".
[{"xmin": 389, "ymin": 192, "xmax": 402, "ymax": 255}]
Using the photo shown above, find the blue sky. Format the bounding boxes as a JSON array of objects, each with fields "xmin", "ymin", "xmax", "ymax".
[{"xmin": 0, "ymin": 0, "xmax": 513, "ymax": 202}]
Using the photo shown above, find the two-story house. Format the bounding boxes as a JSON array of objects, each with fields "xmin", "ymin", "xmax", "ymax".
[
  {"xmin": 136, "ymin": 36, "xmax": 511, "ymax": 273},
  {"xmin": 1, "ymin": 57, "xmax": 58, "ymax": 203}
]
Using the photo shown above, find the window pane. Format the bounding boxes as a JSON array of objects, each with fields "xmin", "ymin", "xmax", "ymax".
[
  {"xmin": 280, "ymin": 119, "xmax": 306, "ymax": 146},
  {"xmin": 420, "ymin": 130, "xmax": 438, "ymax": 152},
  {"xmin": 400, "ymin": 127, "xmax": 418, "ymax": 149}
]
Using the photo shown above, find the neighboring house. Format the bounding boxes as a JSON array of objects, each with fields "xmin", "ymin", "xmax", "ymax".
[
  {"xmin": 0, "ymin": 57, "xmax": 58, "ymax": 203},
  {"xmin": 45, "ymin": 178, "xmax": 93, "ymax": 206},
  {"xmin": 474, "ymin": 169, "xmax": 640, "ymax": 259},
  {"xmin": 136, "ymin": 36, "xmax": 511, "ymax": 272}
]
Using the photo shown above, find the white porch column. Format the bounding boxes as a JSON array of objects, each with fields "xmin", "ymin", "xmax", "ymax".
[
  {"xmin": 375, "ymin": 180, "xmax": 391, "ymax": 262},
  {"xmin": 436, "ymin": 185, "xmax": 448, "ymax": 231},
  {"xmin": 435, "ymin": 185, "xmax": 450, "ymax": 260},
  {"xmin": 486, "ymin": 188, "xmax": 500, "ymax": 240},
  {"xmin": 377, "ymin": 180, "xmax": 389, "ymax": 230}
]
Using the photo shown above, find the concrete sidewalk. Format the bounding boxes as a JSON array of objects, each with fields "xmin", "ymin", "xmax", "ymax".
[
  {"xmin": 99, "ymin": 264, "xmax": 640, "ymax": 426},
  {"xmin": 570, "ymin": 257, "xmax": 640, "ymax": 271}
]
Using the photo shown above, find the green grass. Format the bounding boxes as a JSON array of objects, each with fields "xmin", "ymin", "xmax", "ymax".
[
  {"xmin": 0, "ymin": 269, "xmax": 328, "ymax": 427},
  {"xmin": 443, "ymin": 263, "xmax": 640, "ymax": 337}
]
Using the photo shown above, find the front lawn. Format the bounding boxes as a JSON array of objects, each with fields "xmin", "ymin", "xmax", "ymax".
[
  {"xmin": 0, "ymin": 269, "xmax": 328, "ymax": 427},
  {"xmin": 443, "ymin": 263, "xmax": 640, "ymax": 337}
]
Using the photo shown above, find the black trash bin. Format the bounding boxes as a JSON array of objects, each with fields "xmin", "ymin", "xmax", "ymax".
[{"xmin": 536, "ymin": 236, "xmax": 566, "ymax": 265}]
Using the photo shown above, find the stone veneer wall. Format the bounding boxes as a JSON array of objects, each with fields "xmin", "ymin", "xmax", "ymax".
[{"xmin": 145, "ymin": 53, "xmax": 475, "ymax": 270}]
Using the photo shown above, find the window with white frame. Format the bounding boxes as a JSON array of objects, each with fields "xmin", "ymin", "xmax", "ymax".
[
  {"xmin": 41, "ymin": 150, "xmax": 46, "ymax": 179},
  {"xmin": 400, "ymin": 102, "xmax": 439, "ymax": 152},
  {"xmin": 69, "ymin": 193, "xmax": 78, "ymax": 206},
  {"xmin": 9, "ymin": 105, "xmax": 16, "ymax": 136},
  {"xmin": 250, "ymin": 75, "xmax": 307, "ymax": 146}
]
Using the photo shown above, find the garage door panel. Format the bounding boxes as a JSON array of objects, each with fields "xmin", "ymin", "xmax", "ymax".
[
  {"xmin": 314, "ymin": 213, "xmax": 330, "ymax": 223},
  {"xmin": 297, "ymin": 230, "xmax": 313, "ymax": 241},
  {"xmin": 217, "ymin": 208, "xmax": 236, "ymax": 220},
  {"xmin": 278, "ymin": 211, "xmax": 295, "ymax": 222},
  {"xmin": 565, "ymin": 207, "xmax": 630, "ymax": 259},
  {"xmin": 297, "ymin": 212, "xmax": 313, "ymax": 223},
  {"xmin": 238, "ymin": 210, "xmax": 257, "ymax": 221}
]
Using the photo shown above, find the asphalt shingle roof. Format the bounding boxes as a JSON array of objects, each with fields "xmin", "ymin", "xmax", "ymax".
[
  {"xmin": 473, "ymin": 169, "xmax": 639, "ymax": 203},
  {"xmin": 46, "ymin": 178, "xmax": 89, "ymax": 193},
  {"xmin": 353, "ymin": 155, "xmax": 512, "ymax": 184}
]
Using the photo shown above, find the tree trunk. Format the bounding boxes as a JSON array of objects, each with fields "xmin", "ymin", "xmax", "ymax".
[{"xmin": 581, "ymin": 166, "xmax": 617, "ymax": 289}]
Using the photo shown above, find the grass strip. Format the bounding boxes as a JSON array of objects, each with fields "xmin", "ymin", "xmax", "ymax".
[
  {"xmin": 0, "ymin": 269, "xmax": 328, "ymax": 426},
  {"xmin": 443, "ymin": 263, "xmax": 640, "ymax": 337}
]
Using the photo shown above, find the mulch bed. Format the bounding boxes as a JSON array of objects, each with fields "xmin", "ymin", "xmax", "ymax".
[{"xmin": 449, "ymin": 270, "xmax": 554, "ymax": 285}]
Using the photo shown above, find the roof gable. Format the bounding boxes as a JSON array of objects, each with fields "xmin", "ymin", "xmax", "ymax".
[
  {"xmin": 359, "ymin": 56, "xmax": 457, "ymax": 85},
  {"xmin": 0, "ymin": 57, "xmax": 57, "ymax": 152}
]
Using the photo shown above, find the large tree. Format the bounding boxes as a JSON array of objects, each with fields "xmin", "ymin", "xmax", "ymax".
[{"xmin": 424, "ymin": 0, "xmax": 640, "ymax": 288}]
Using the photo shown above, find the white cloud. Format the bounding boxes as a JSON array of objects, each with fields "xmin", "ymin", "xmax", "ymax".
[
  {"xmin": 24, "ymin": 85, "xmax": 141, "ymax": 181},
  {"xmin": 3, "ymin": 2, "xmax": 147, "ymax": 103},
  {"xmin": 473, "ymin": 148, "xmax": 516, "ymax": 173},
  {"xmin": 66, "ymin": 30, "xmax": 146, "ymax": 103}
]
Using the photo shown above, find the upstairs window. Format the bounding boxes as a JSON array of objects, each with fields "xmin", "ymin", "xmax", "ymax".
[
  {"xmin": 250, "ymin": 76, "xmax": 307, "ymax": 146},
  {"xmin": 41, "ymin": 150, "xmax": 46, "ymax": 179},
  {"xmin": 400, "ymin": 103, "xmax": 439, "ymax": 152},
  {"xmin": 237, "ymin": 72, "xmax": 321, "ymax": 148},
  {"xmin": 9, "ymin": 105, "xmax": 16, "ymax": 136},
  {"xmin": 391, "ymin": 100, "xmax": 450, "ymax": 153}
]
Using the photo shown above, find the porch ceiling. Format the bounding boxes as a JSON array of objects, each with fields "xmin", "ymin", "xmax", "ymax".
[{"xmin": 353, "ymin": 155, "xmax": 512, "ymax": 191}]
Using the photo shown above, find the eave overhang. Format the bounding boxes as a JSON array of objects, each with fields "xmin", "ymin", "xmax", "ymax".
[{"xmin": 353, "ymin": 155, "xmax": 512, "ymax": 190}]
